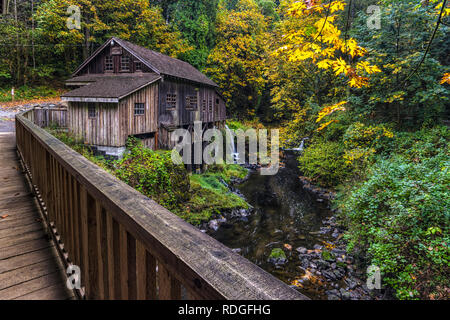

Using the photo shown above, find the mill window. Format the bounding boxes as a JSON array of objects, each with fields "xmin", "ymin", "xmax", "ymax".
[
  {"xmin": 185, "ymin": 95, "xmax": 198, "ymax": 110},
  {"xmin": 120, "ymin": 56, "xmax": 130, "ymax": 71},
  {"xmin": 88, "ymin": 103, "xmax": 97, "ymax": 118},
  {"xmin": 105, "ymin": 56, "xmax": 114, "ymax": 72},
  {"xmin": 135, "ymin": 61, "xmax": 142, "ymax": 72},
  {"xmin": 208, "ymin": 99, "xmax": 213, "ymax": 113},
  {"xmin": 134, "ymin": 103, "xmax": 145, "ymax": 116},
  {"xmin": 166, "ymin": 93, "xmax": 177, "ymax": 110}
]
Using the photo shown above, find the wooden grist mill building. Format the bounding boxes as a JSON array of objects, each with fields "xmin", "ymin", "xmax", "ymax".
[{"xmin": 62, "ymin": 37, "xmax": 226, "ymax": 157}]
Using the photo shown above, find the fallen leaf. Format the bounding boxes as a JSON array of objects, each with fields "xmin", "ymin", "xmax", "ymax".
[{"xmin": 1, "ymin": 215, "xmax": 9, "ymax": 219}]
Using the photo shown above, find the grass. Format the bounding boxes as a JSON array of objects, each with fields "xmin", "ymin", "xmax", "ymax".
[{"xmin": 184, "ymin": 172, "xmax": 249, "ymax": 225}]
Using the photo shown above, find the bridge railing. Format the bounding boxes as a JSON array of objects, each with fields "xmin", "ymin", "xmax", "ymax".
[{"xmin": 15, "ymin": 110, "xmax": 308, "ymax": 300}]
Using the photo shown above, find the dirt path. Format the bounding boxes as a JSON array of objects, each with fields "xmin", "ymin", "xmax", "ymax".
[{"xmin": 0, "ymin": 99, "xmax": 62, "ymax": 133}]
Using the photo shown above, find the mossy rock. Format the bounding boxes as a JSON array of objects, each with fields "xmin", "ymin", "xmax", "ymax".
[
  {"xmin": 268, "ymin": 248, "xmax": 288, "ymax": 265},
  {"xmin": 321, "ymin": 250, "xmax": 336, "ymax": 262}
]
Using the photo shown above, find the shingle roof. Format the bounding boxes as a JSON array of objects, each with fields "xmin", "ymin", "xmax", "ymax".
[
  {"xmin": 62, "ymin": 74, "xmax": 161, "ymax": 100},
  {"xmin": 113, "ymin": 38, "xmax": 217, "ymax": 87}
]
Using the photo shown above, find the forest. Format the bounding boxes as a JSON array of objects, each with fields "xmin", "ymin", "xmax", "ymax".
[{"xmin": 1, "ymin": 0, "xmax": 449, "ymax": 300}]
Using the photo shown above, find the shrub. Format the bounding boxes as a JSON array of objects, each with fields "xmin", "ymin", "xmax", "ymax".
[
  {"xmin": 298, "ymin": 139, "xmax": 351, "ymax": 188},
  {"xmin": 115, "ymin": 138, "xmax": 190, "ymax": 211},
  {"xmin": 338, "ymin": 153, "xmax": 450, "ymax": 299},
  {"xmin": 205, "ymin": 164, "xmax": 248, "ymax": 184},
  {"xmin": 388, "ymin": 126, "xmax": 450, "ymax": 162}
]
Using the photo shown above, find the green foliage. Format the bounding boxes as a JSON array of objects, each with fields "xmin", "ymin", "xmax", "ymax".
[
  {"xmin": 387, "ymin": 126, "xmax": 450, "ymax": 162},
  {"xmin": 349, "ymin": 0, "xmax": 450, "ymax": 127},
  {"xmin": 269, "ymin": 248, "xmax": 287, "ymax": 260},
  {"xmin": 0, "ymin": 86, "xmax": 63, "ymax": 102},
  {"xmin": 184, "ymin": 164, "xmax": 249, "ymax": 225},
  {"xmin": 206, "ymin": 0, "xmax": 270, "ymax": 118},
  {"xmin": 115, "ymin": 138, "xmax": 190, "ymax": 211},
  {"xmin": 165, "ymin": 0, "xmax": 219, "ymax": 69},
  {"xmin": 186, "ymin": 173, "xmax": 249, "ymax": 225},
  {"xmin": 204, "ymin": 164, "xmax": 249, "ymax": 184},
  {"xmin": 298, "ymin": 139, "xmax": 350, "ymax": 188},
  {"xmin": 337, "ymin": 127, "xmax": 450, "ymax": 300},
  {"xmin": 47, "ymin": 129, "xmax": 112, "ymax": 170},
  {"xmin": 226, "ymin": 119, "xmax": 264, "ymax": 132},
  {"xmin": 321, "ymin": 250, "xmax": 336, "ymax": 262}
]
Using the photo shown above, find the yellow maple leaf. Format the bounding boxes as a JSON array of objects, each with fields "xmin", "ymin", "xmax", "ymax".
[
  {"xmin": 329, "ymin": 1, "xmax": 346, "ymax": 13},
  {"xmin": 318, "ymin": 120, "xmax": 338, "ymax": 131},
  {"xmin": 349, "ymin": 76, "xmax": 369, "ymax": 88},
  {"xmin": 440, "ymin": 73, "xmax": 450, "ymax": 85},
  {"xmin": 317, "ymin": 101, "xmax": 347, "ymax": 123},
  {"xmin": 332, "ymin": 58, "xmax": 350, "ymax": 75},
  {"xmin": 317, "ymin": 59, "xmax": 332, "ymax": 69}
]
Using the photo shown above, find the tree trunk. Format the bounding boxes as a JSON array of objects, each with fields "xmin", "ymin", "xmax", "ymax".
[
  {"xmin": 31, "ymin": 0, "xmax": 36, "ymax": 78},
  {"xmin": 14, "ymin": 0, "xmax": 20, "ymax": 85}
]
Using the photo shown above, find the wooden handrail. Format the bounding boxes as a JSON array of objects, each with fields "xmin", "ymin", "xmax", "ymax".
[{"xmin": 15, "ymin": 110, "xmax": 308, "ymax": 300}]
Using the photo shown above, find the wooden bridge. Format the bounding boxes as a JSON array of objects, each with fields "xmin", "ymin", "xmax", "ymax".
[
  {"xmin": 0, "ymin": 109, "xmax": 308, "ymax": 300},
  {"xmin": 0, "ymin": 132, "xmax": 73, "ymax": 300}
]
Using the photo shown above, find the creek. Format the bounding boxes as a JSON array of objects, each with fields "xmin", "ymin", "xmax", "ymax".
[{"xmin": 208, "ymin": 152, "xmax": 372, "ymax": 300}]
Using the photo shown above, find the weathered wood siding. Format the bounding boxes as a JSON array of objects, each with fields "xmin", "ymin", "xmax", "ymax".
[
  {"xmin": 159, "ymin": 79, "xmax": 226, "ymax": 128},
  {"xmin": 78, "ymin": 44, "xmax": 152, "ymax": 75},
  {"xmin": 68, "ymin": 102, "xmax": 121, "ymax": 147},
  {"xmin": 68, "ymin": 82, "xmax": 158, "ymax": 148},
  {"xmin": 33, "ymin": 108, "xmax": 67, "ymax": 128},
  {"xmin": 119, "ymin": 82, "xmax": 159, "ymax": 139}
]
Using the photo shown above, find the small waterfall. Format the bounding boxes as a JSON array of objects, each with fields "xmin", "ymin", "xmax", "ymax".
[
  {"xmin": 225, "ymin": 125, "xmax": 240, "ymax": 164},
  {"xmin": 286, "ymin": 138, "xmax": 309, "ymax": 152}
]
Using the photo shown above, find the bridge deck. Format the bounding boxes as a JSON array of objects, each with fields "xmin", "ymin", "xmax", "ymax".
[{"xmin": 0, "ymin": 133, "xmax": 74, "ymax": 300}]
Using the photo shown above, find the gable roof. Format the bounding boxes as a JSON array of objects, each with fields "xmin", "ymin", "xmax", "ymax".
[
  {"xmin": 61, "ymin": 74, "xmax": 161, "ymax": 103},
  {"xmin": 73, "ymin": 37, "xmax": 217, "ymax": 87}
]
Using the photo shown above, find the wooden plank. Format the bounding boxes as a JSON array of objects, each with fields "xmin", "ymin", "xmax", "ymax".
[
  {"xmin": 158, "ymin": 263, "xmax": 181, "ymax": 300},
  {"xmin": 0, "ymin": 209, "xmax": 39, "ymax": 223},
  {"xmin": 106, "ymin": 213, "xmax": 116, "ymax": 299},
  {"xmin": 0, "ymin": 247, "xmax": 56, "ymax": 274},
  {"xmin": 0, "ymin": 215, "xmax": 42, "ymax": 230},
  {"xmin": 0, "ymin": 203, "xmax": 37, "ymax": 215},
  {"xmin": 0, "ymin": 272, "xmax": 66, "ymax": 300},
  {"xmin": 136, "ymin": 241, "xmax": 156, "ymax": 300},
  {"xmin": 0, "ymin": 259, "xmax": 62, "ymax": 290},
  {"xmin": 0, "ymin": 194, "xmax": 34, "ymax": 210},
  {"xmin": 0, "ymin": 236, "xmax": 52, "ymax": 261},
  {"xmin": 96, "ymin": 204, "xmax": 108, "ymax": 299},
  {"xmin": 127, "ymin": 233, "xmax": 137, "ymax": 300},
  {"xmin": 0, "ymin": 230, "xmax": 46, "ymax": 249},
  {"xmin": 14, "ymin": 283, "xmax": 71, "ymax": 300},
  {"xmin": 79, "ymin": 186, "xmax": 90, "ymax": 297},
  {"xmin": 72, "ymin": 172, "xmax": 80, "ymax": 266},
  {"xmin": 0, "ymin": 222, "xmax": 43, "ymax": 240},
  {"xmin": 119, "ymin": 225, "xmax": 128, "ymax": 300}
]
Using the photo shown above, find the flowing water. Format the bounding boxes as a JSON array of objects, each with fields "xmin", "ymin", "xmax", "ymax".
[
  {"xmin": 224, "ymin": 125, "xmax": 240, "ymax": 163},
  {"xmin": 209, "ymin": 152, "xmax": 337, "ymax": 299}
]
